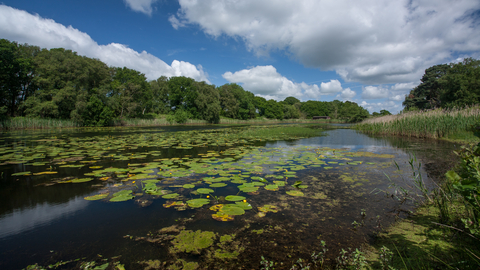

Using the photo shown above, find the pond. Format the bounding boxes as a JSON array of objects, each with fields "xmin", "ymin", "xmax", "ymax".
[{"xmin": 0, "ymin": 125, "xmax": 458, "ymax": 269}]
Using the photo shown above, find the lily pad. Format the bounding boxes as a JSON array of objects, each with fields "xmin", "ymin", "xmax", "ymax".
[
  {"xmin": 11, "ymin": 171, "xmax": 31, "ymax": 176},
  {"xmin": 286, "ymin": 190, "xmax": 304, "ymax": 196},
  {"xmin": 71, "ymin": 177, "xmax": 94, "ymax": 183},
  {"xmin": 219, "ymin": 205, "xmax": 245, "ymax": 215},
  {"xmin": 162, "ymin": 193, "xmax": 179, "ymax": 199},
  {"xmin": 183, "ymin": 184, "xmax": 195, "ymax": 189},
  {"xmin": 225, "ymin": 195, "xmax": 246, "ymax": 202},
  {"xmin": 187, "ymin": 198, "xmax": 210, "ymax": 208},
  {"xmin": 234, "ymin": 201, "xmax": 252, "ymax": 210},
  {"xmin": 212, "ymin": 213, "xmax": 234, "ymax": 222},
  {"xmin": 210, "ymin": 183, "xmax": 227, "ymax": 188},
  {"xmin": 264, "ymin": 184, "xmax": 279, "ymax": 191},
  {"xmin": 196, "ymin": 188, "xmax": 214, "ymax": 194},
  {"xmin": 84, "ymin": 193, "xmax": 109, "ymax": 201}
]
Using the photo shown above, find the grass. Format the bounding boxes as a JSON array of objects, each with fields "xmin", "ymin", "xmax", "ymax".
[
  {"xmin": 355, "ymin": 106, "xmax": 480, "ymax": 139},
  {"xmin": 0, "ymin": 117, "xmax": 79, "ymax": 129}
]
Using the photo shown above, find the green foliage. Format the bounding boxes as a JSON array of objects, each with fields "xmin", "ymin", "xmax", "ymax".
[
  {"xmin": 404, "ymin": 58, "xmax": 480, "ymax": 110},
  {"xmin": 81, "ymin": 95, "xmax": 113, "ymax": 126},
  {"xmin": 174, "ymin": 109, "xmax": 189, "ymax": 124},
  {"xmin": 264, "ymin": 99, "xmax": 284, "ymax": 120}
]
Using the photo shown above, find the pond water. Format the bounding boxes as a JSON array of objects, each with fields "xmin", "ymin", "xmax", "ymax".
[{"xmin": 0, "ymin": 125, "xmax": 458, "ymax": 269}]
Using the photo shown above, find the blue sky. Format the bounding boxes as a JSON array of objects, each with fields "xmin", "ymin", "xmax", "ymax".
[{"xmin": 1, "ymin": 0, "xmax": 479, "ymax": 113}]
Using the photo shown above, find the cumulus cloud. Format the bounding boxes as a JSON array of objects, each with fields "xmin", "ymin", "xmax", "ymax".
[
  {"xmin": 0, "ymin": 5, "xmax": 209, "ymax": 82},
  {"xmin": 171, "ymin": 0, "xmax": 480, "ymax": 85},
  {"xmin": 360, "ymin": 101, "xmax": 402, "ymax": 114},
  {"xmin": 123, "ymin": 0, "xmax": 158, "ymax": 16},
  {"xmin": 337, "ymin": 88, "xmax": 356, "ymax": 100},
  {"xmin": 222, "ymin": 66, "xmax": 349, "ymax": 101},
  {"xmin": 362, "ymin": 86, "xmax": 390, "ymax": 99}
]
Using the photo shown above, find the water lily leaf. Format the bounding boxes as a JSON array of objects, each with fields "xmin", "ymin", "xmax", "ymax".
[
  {"xmin": 219, "ymin": 205, "xmax": 245, "ymax": 215},
  {"xmin": 212, "ymin": 213, "xmax": 234, "ymax": 222},
  {"xmin": 258, "ymin": 204, "xmax": 279, "ymax": 213},
  {"xmin": 297, "ymin": 184, "xmax": 308, "ymax": 189},
  {"xmin": 162, "ymin": 193, "xmax": 179, "ymax": 199},
  {"xmin": 292, "ymin": 181, "xmax": 302, "ymax": 187},
  {"xmin": 286, "ymin": 190, "xmax": 304, "ymax": 196},
  {"xmin": 234, "ymin": 201, "xmax": 252, "ymax": 210},
  {"xmin": 110, "ymin": 194, "xmax": 134, "ymax": 202},
  {"xmin": 196, "ymin": 188, "xmax": 214, "ymax": 194},
  {"xmin": 238, "ymin": 186, "xmax": 258, "ymax": 193},
  {"xmin": 264, "ymin": 184, "xmax": 279, "ymax": 191},
  {"xmin": 84, "ymin": 193, "xmax": 108, "ymax": 201},
  {"xmin": 187, "ymin": 198, "xmax": 210, "ymax": 208},
  {"xmin": 225, "ymin": 195, "xmax": 246, "ymax": 202},
  {"xmin": 11, "ymin": 171, "xmax": 31, "ymax": 176},
  {"xmin": 273, "ymin": 181, "xmax": 285, "ymax": 187},
  {"xmin": 71, "ymin": 177, "xmax": 94, "ymax": 183},
  {"xmin": 183, "ymin": 184, "xmax": 195, "ymax": 189},
  {"xmin": 33, "ymin": 171, "xmax": 58, "ymax": 175}
]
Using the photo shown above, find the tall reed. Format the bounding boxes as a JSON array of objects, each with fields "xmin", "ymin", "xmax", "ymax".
[
  {"xmin": 0, "ymin": 117, "xmax": 79, "ymax": 130},
  {"xmin": 355, "ymin": 106, "xmax": 480, "ymax": 139}
]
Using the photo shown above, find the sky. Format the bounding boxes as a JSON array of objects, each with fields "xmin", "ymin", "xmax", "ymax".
[{"xmin": 0, "ymin": 0, "xmax": 479, "ymax": 114}]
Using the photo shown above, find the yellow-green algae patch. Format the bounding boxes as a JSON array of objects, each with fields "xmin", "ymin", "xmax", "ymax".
[
  {"xmin": 170, "ymin": 230, "xmax": 216, "ymax": 254},
  {"xmin": 365, "ymin": 203, "xmax": 479, "ymax": 269}
]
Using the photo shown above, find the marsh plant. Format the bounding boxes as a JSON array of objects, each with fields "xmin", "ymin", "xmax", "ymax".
[
  {"xmin": 335, "ymin": 248, "xmax": 367, "ymax": 270},
  {"xmin": 260, "ymin": 256, "xmax": 276, "ymax": 270},
  {"xmin": 311, "ymin": 240, "xmax": 328, "ymax": 267},
  {"xmin": 379, "ymin": 246, "xmax": 395, "ymax": 270}
]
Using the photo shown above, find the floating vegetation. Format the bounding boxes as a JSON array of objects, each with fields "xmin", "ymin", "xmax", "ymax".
[
  {"xmin": 170, "ymin": 230, "xmax": 216, "ymax": 254},
  {"xmin": 225, "ymin": 195, "xmax": 246, "ymax": 202},
  {"xmin": 187, "ymin": 198, "xmax": 210, "ymax": 208},
  {"xmin": 286, "ymin": 190, "xmax": 304, "ymax": 196},
  {"xmin": 110, "ymin": 190, "xmax": 134, "ymax": 202},
  {"xmin": 84, "ymin": 193, "xmax": 109, "ymax": 201},
  {"xmin": 70, "ymin": 177, "xmax": 94, "ymax": 183}
]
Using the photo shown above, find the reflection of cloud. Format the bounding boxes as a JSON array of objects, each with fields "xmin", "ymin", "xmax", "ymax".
[{"xmin": 0, "ymin": 197, "xmax": 88, "ymax": 238}]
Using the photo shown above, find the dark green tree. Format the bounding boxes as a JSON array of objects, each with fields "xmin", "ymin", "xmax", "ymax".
[
  {"xmin": 264, "ymin": 99, "xmax": 284, "ymax": 120},
  {"xmin": 168, "ymin": 76, "xmax": 198, "ymax": 118},
  {"xmin": 440, "ymin": 58, "xmax": 480, "ymax": 108},
  {"xmin": 194, "ymin": 81, "xmax": 221, "ymax": 123}
]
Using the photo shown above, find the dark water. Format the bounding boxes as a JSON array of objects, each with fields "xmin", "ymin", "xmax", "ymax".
[{"xmin": 0, "ymin": 125, "xmax": 458, "ymax": 269}]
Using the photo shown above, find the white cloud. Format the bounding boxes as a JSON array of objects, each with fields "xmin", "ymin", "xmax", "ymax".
[
  {"xmin": 172, "ymin": 0, "xmax": 480, "ymax": 85},
  {"xmin": 337, "ymin": 88, "xmax": 356, "ymax": 100},
  {"xmin": 123, "ymin": 0, "xmax": 158, "ymax": 16},
  {"xmin": 222, "ymin": 65, "xmax": 302, "ymax": 101},
  {"xmin": 362, "ymin": 86, "xmax": 390, "ymax": 99},
  {"xmin": 389, "ymin": 95, "xmax": 405, "ymax": 101},
  {"xmin": 0, "ymin": 5, "xmax": 209, "ymax": 82},
  {"xmin": 360, "ymin": 100, "xmax": 402, "ymax": 114},
  {"xmin": 222, "ymin": 66, "xmax": 350, "ymax": 101}
]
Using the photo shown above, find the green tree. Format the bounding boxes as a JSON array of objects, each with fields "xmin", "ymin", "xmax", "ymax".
[
  {"xmin": 109, "ymin": 67, "xmax": 151, "ymax": 118},
  {"xmin": 194, "ymin": 81, "xmax": 221, "ymax": 123},
  {"xmin": 254, "ymin": 96, "xmax": 267, "ymax": 117},
  {"xmin": 218, "ymin": 83, "xmax": 255, "ymax": 120},
  {"xmin": 264, "ymin": 99, "xmax": 284, "ymax": 120},
  {"xmin": 380, "ymin": 110, "xmax": 392, "ymax": 116},
  {"xmin": 24, "ymin": 48, "xmax": 110, "ymax": 119},
  {"xmin": 403, "ymin": 64, "xmax": 450, "ymax": 110},
  {"xmin": 168, "ymin": 76, "xmax": 198, "ymax": 118},
  {"xmin": 149, "ymin": 76, "xmax": 170, "ymax": 114},
  {"xmin": 300, "ymin": 100, "xmax": 330, "ymax": 118},
  {"xmin": 284, "ymin": 96, "xmax": 300, "ymax": 106},
  {"xmin": 440, "ymin": 58, "xmax": 480, "ymax": 108}
]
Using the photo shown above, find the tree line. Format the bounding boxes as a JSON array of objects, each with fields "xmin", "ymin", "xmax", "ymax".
[
  {"xmin": 403, "ymin": 58, "xmax": 480, "ymax": 110},
  {"xmin": 0, "ymin": 39, "xmax": 369, "ymax": 126}
]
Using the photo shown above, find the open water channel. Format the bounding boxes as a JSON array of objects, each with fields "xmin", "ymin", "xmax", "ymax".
[{"xmin": 0, "ymin": 124, "xmax": 458, "ymax": 269}]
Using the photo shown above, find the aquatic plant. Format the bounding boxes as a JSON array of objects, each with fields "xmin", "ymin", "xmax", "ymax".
[
  {"xmin": 170, "ymin": 230, "xmax": 216, "ymax": 254},
  {"xmin": 356, "ymin": 106, "xmax": 480, "ymax": 139}
]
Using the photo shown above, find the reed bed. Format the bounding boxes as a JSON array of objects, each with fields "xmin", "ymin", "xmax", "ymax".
[
  {"xmin": 0, "ymin": 117, "xmax": 79, "ymax": 130},
  {"xmin": 355, "ymin": 106, "xmax": 480, "ymax": 138}
]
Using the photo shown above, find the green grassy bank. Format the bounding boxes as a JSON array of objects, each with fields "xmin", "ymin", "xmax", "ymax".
[
  {"xmin": 355, "ymin": 106, "xmax": 480, "ymax": 141},
  {"xmin": 0, "ymin": 116, "xmax": 345, "ymax": 130}
]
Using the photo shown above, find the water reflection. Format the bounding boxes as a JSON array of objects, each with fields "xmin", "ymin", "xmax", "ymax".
[{"xmin": 0, "ymin": 197, "xmax": 88, "ymax": 238}]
